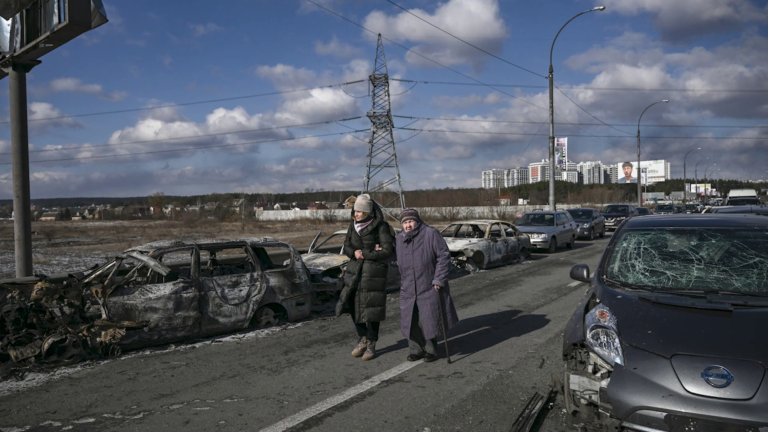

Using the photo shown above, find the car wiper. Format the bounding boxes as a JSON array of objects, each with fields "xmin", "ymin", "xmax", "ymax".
[{"xmin": 601, "ymin": 277, "xmax": 657, "ymax": 293}]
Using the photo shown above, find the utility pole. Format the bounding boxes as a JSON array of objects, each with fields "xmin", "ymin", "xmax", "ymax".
[
  {"xmin": 363, "ymin": 34, "xmax": 406, "ymax": 216},
  {"xmin": 241, "ymin": 192, "xmax": 245, "ymax": 232}
]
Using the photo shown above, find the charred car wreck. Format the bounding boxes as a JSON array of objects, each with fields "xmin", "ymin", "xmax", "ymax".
[
  {"xmin": 439, "ymin": 220, "xmax": 532, "ymax": 271},
  {"xmin": 0, "ymin": 238, "xmax": 313, "ymax": 379}
]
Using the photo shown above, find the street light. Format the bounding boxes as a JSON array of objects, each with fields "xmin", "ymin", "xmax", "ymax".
[
  {"xmin": 704, "ymin": 164, "xmax": 716, "ymax": 202},
  {"xmin": 705, "ymin": 168, "xmax": 720, "ymax": 201},
  {"xmin": 695, "ymin": 158, "xmax": 708, "ymax": 201},
  {"xmin": 548, "ymin": 6, "xmax": 606, "ymax": 211},
  {"xmin": 682, "ymin": 147, "xmax": 700, "ymax": 204},
  {"xmin": 636, "ymin": 100, "xmax": 669, "ymax": 207}
]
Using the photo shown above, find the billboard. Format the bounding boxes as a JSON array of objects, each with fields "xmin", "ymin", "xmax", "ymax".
[
  {"xmin": 555, "ymin": 137, "xmax": 567, "ymax": 172},
  {"xmin": 688, "ymin": 184, "xmax": 712, "ymax": 194},
  {"xmin": 616, "ymin": 160, "xmax": 667, "ymax": 184}
]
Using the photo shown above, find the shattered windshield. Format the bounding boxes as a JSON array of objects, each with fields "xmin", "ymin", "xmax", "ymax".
[
  {"xmin": 604, "ymin": 205, "xmax": 629, "ymax": 214},
  {"xmin": 567, "ymin": 209, "xmax": 593, "ymax": 220},
  {"xmin": 605, "ymin": 228, "xmax": 768, "ymax": 294},
  {"xmin": 517, "ymin": 214, "xmax": 554, "ymax": 226}
]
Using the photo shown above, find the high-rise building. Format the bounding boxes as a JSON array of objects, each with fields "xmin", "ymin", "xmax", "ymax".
[
  {"xmin": 577, "ymin": 161, "xmax": 605, "ymax": 185},
  {"xmin": 506, "ymin": 167, "xmax": 530, "ymax": 186},
  {"xmin": 665, "ymin": 162, "xmax": 671, "ymax": 180},
  {"xmin": 556, "ymin": 171, "xmax": 579, "ymax": 183},
  {"xmin": 482, "ymin": 169, "xmax": 506, "ymax": 189},
  {"xmin": 528, "ymin": 160, "xmax": 550, "ymax": 183},
  {"xmin": 606, "ymin": 165, "xmax": 619, "ymax": 183}
]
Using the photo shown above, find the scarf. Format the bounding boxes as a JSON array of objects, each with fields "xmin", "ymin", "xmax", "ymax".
[
  {"xmin": 354, "ymin": 215, "xmax": 374, "ymax": 234},
  {"xmin": 401, "ymin": 221, "xmax": 423, "ymax": 242}
]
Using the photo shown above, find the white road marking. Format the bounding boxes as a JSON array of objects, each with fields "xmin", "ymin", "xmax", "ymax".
[
  {"xmin": 567, "ymin": 281, "xmax": 581, "ymax": 287},
  {"xmin": 258, "ymin": 361, "xmax": 422, "ymax": 432}
]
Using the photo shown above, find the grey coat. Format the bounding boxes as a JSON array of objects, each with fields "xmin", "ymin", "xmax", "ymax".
[{"xmin": 397, "ymin": 222, "xmax": 459, "ymax": 340}]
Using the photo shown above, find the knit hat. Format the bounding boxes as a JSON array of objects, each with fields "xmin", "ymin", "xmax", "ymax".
[
  {"xmin": 353, "ymin": 194, "xmax": 373, "ymax": 213},
  {"xmin": 399, "ymin": 208, "xmax": 420, "ymax": 224}
]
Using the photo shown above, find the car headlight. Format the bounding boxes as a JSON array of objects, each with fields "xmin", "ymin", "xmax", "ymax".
[
  {"xmin": 527, "ymin": 233, "xmax": 546, "ymax": 239},
  {"xmin": 584, "ymin": 304, "xmax": 624, "ymax": 366},
  {"xmin": 582, "ymin": 223, "xmax": 591, "ymax": 228}
]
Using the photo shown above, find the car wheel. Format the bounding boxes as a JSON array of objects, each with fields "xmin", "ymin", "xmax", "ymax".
[
  {"xmin": 567, "ymin": 235, "xmax": 575, "ymax": 249},
  {"xmin": 548, "ymin": 238, "xmax": 557, "ymax": 253},
  {"xmin": 588, "ymin": 228, "xmax": 595, "ymax": 241},
  {"xmin": 520, "ymin": 247, "xmax": 531, "ymax": 260},
  {"xmin": 251, "ymin": 306, "xmax": 283, "ymax": 328},
  {"xmin": 600, "ymin": 225, "xmax": 605, "ymax": 238}
]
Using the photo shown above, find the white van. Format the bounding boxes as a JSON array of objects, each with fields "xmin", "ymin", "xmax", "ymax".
[{"xmin": 726, "ymin": 189, "xmax": 760, "ymax": 205}]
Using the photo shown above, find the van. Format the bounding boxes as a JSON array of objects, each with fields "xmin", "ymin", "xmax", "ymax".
[{"xmin": 726, "ymin": 189, "xmax": 760, "ymax": 206}]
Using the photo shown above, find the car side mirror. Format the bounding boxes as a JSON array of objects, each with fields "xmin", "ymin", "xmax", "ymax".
[{"xmin": 570, "ymin": 264, "xmax": 591, "ymax": 283}]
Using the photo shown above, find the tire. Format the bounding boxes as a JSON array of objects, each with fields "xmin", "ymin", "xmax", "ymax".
[
  {"xmin": 567, "ymin": 235, "xmax": 575, "ymax": 249},
  {"xmin": 588, "ymin": 228, "xmax": 595, "ymax": 241},
  {"xmin": 520, "ymin": 247, "xmax": 531, "ymax": 260},
  {"xmin": 548, "ymin": 238, "xmax": 557, "ymax": 253},
  {"xmin": 251, "ymin": 306, "xmax": 284, "ymax": 328},
  {"xmin": 600, "ymin": 225, "xmax": 605, "ymax": 238}
]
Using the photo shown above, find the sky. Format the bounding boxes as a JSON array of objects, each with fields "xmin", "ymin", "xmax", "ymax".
[{"xmin": 0, "ymin": 0, "xmax": 767, "ymax": 199}]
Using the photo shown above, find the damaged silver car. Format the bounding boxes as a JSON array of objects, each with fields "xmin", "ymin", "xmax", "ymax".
[
  {"xmin": 0, "ymin": 238, "xmax": 313, "ymax": 379},
  {"xmin": 302, "ymin": 229, "xmax": 401, "ymax": 294},
  {"xmin": 440, "ymin": 220, "xmax": 532, "ymax": 271}
]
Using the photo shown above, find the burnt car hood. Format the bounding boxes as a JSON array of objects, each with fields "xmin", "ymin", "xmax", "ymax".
[
  {"xmin": 597, "ymin": 285, "xmax": 768, "ymax": 364},
  {"xmin": 301, "ymin": 253, "xmax": 349, "ymax": 271}
]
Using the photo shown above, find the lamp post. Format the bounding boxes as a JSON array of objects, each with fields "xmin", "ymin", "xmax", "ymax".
[
  {"xmin": 636, "ymin": 100, "xmax": 669, "ymax": 207},
  {"xmin": 694, "ymin": 158, "xmax": 708, "ymax": 201},
  {"xmin": 682, "ymin": 147, "xmax": 700, "ymax": 205},
  {"xmin": 548, "ymin": 6, "xmax": 606, "ymax": 211},
  {"xmin": 704, "ymin": 164, "xmax": 716, "ymax": 202}
]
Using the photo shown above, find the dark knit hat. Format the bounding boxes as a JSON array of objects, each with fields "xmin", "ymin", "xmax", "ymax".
[{"xmin": 399, "ymin": 208, "xmax": 420, "ymax": 224}]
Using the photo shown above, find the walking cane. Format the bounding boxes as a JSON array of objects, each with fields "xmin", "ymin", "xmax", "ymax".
[{"xmin": 436, "ymin": 289, "xmax": 452, "ymax": 364}]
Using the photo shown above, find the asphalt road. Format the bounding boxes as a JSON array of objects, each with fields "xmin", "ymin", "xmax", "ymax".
[{"xmin": 0, "ymin": 234, "xmax": 611, "ymax": 432}]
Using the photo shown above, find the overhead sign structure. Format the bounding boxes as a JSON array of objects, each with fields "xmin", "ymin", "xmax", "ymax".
[
  {"xmin": 1, "ymin": 0, "xmax": 107, "ymax": 277},
  {"xmin": 616, "ymin": 159, "xmax": 667, "ymax": 185}
]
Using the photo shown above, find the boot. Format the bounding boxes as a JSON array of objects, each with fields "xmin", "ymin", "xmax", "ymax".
[
  {"xmin": 351, "ymin": 337, "xmax": 367, "ymax": 357},
  {"xmin": 362, "ymin": 340, "xmax": 376, "ymax": 361}
]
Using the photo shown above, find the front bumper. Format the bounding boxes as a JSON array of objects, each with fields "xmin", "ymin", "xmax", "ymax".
[
  {"xmin": 528, "ymin": 237, "xmax": 551, "ymax": 248},
  {"xmin": 566, "ymin": 344, "xmax": 768, "ymax": 431},
  {"xmin": 577, "ymin": 227, "xmax": 593, "ymax": 238}
]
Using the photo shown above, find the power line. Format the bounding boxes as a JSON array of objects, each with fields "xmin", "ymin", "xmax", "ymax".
[
  {"xmin": 392, "ymin": 114, "xmax": 768, "ymax": 129},
  {"xmin": 392, "ymin": 78, "xmax": 768, "ymax": 93},
  {"xmin": 396, "ymin": 127, "xmax": 768, "ymax": 140},
  {"xmin": 305, "ymin": 0, "xmax": 547, "ymax": 112},
  {"xmin": 0, "ymin": 80, "xmax": 366, "ymax": 125},
  {"xmin": 383, "ymin": 0, "xmax": 545, "ymax": 79},
  {"xmin": 4, "ymin": 130, "xmax": 368, "ymax": 166},
  {"xmin": 1, "ymin": 117, "xmax": 363, "ymax": 156},
  {"xmin": 554, "ymin": 85, "xmax": 633, "ymax": 135},
  {"xmin": 515, "ymin": 115, "xmax": 550, "ymax": 166}
]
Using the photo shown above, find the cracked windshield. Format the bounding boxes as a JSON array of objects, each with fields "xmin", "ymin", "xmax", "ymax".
[{"xmin": 606, "ymin": 228, "xmax": 768, "ymax": 293}]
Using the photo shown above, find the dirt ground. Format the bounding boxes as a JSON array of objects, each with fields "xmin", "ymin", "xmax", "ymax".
[{"xmin": 0, "ymin": 219, "xmax": 356, "ymax": 279}]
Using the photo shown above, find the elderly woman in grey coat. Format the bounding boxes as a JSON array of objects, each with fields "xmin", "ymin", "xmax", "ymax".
[
  {"xmin": 397, "ymin": 208, "xmax": 459, "ymax": 362},
  {"xmin": 335, "ymin": 194, "xmax": 394, "ymax": 361}
]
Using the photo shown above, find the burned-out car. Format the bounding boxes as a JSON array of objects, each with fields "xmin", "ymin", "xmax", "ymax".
[
  {"xmin": 439, "ymin": 220, "xmax": 532, "ymax": 271},
  {"xmin": 563, "ymin": 215, "xmax": 768, "ymax": 431},
  {"xmin": 302, "ymin": 229, "xmax": 401, "ymax": 293},
  {"xmin": 0, "ymin": 238, "xmax": 313, "ymax": 378}
]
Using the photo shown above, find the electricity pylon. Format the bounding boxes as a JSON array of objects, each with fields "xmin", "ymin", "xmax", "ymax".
[{"xmin": 363, "ymin": 34, "xmax": 406, "ymax": 213}]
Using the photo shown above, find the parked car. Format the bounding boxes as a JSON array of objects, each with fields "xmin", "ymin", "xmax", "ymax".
[
  {"xmin": 439, "ymin": 220, "xmax": 532, "ymax": 270},
  {"xmin": 303, "ymin": 228, "xmax": 401, "ymax": 293},
  {"xmin": 654, "ymin": 203, "xmax": 678, "ymax": 215},
  {"xmin": 675, "ymin": 205, "xmax": 685, "ymax": 214},
  {"xmin": 683, "ymin": 203, "xmax": 700, "ymax": 214},
  {"xmin": 601, "ymin": 204, "xmax": 638, "ymax": 232},
  {"xmin": 563, "ymin": 214, "xmax": 768, "ymax": 430},
  {"xmin": 515, "ymin": 211, "xmax": 577, "ymax": 253},
  {"xmin": 566, "ymin": 208, "xmax": 605, "ymax": 240},
  {"xmin": 636, "ymin": 207, "xmax": 653, "ymax": 216},
  {"xmin": 0, "ymin": 238, "xmax": 314, "ymax": 372}
]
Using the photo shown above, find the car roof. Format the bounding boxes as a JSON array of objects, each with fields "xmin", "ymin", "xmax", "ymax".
[
  {"xmin": 567, "ymin": 207, "xmax": 598, "ymax": 211},
  {"xmin": 447, "ymin": 219, "xmax": 509, "ymax": 225},
  {"xmin": 623, "ymin": 214, "xmax": 768, "ymax": 229},
  {"xmin": 521, "ymin": 211, "xmax": 566, "ymax": 215},
  {"xmin": 127, "ymin": 237, "xmax": 281, "ymax": 253}
]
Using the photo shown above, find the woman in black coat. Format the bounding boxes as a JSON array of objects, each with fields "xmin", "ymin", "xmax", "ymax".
[{"xmin": 335, "ymin": 194, "xmax": 394, "ymax": 361}]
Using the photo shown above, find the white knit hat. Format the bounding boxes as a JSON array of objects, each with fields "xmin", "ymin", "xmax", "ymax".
[{"xmin": 353, "ymin": 194, "xmax": 373, "ymax": 213}]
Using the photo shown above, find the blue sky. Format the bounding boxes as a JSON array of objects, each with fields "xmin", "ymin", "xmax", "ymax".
[{"xmin": 0, "ymin": 0, "xmax": 766, "ymax": 198}]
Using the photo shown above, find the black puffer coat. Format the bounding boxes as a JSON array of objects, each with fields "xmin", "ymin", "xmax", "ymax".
[{"xmin": 335, "ymin": 200, "xmax": 394, "ymax": 323}]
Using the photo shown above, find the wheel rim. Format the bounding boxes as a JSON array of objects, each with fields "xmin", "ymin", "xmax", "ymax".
[{"xmin": 256, "ymin": 308, "xmax": 278, "ymax": 327}]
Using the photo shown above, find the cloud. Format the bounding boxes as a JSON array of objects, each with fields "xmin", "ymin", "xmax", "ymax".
[
  {"xmin": 189, "ymin": 22, "xmax": 222, "ymax": 37},
  {"xmin": 431, "ymin": 92, "xmax": 504, "ymax": 108},
  {"xmin": 362, "ymin": 0, "xmax": 508, "ymax": 71},
  {"xmin": 27, "ymin": 102, "xmax": 82, "ymax": 133},
  {"xmin": 603, "ymin": 0, "xmax": 768, "ymax": 42},
  {"xmin": 314, "ymin": 35, "xmax": 362, "ymax": 58},
  {"xmin": 47, "ymin": 78, "xmax": 127, "ymax": 101},
  {"xmin": 263, "ymin": 157, "xmax": 339, "ymax": 175},
  {"xmin": 160, "ymin": 55, "xmax": 173, "ymax": 68}
]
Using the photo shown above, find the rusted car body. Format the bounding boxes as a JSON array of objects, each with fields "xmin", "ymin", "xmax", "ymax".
[
  {"xmin": 302, "ymin": 229, "xmax": 400, "ymax": 293},
  {"xmin": 440, "ymin": 220, "xmax": 532, "ymax": 271},
  {"xmin": 0, "ymin": 238, "xmax": 313, "ymax": 377}
]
